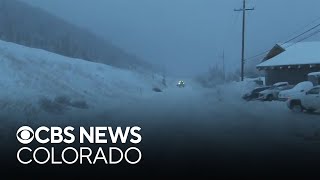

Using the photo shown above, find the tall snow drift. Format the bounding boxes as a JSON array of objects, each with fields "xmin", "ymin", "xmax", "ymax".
[{"xmin": 0, "ymin": 40, "xmax": 156, "ymax": 110}]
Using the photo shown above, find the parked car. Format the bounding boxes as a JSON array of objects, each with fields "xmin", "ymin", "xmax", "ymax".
[
  {"xmin": 308, "ymin": 72, "xmax": 320, "ymax": 86},
  {"xmin": 258, "ymin": 82, "xmax": 293, "ymax": 101},
  {"xmin": 242, "ymin": 86, "xmax": 271, "ymax": 101},
  {"xmin": 278, "ymin": 81, "xmax": 314, "ymax": 101},
  {"xmin": 287, "ymin": 86, "xmax": 320, "ymax": 113}
]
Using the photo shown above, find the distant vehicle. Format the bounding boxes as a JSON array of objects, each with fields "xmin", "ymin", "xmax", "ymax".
[
  {"xmin": 242, "ymin": 86, "xmax": 271, "ymax": 101},
  {"xmin": 177, "ymin": 80, "xmax": 185, "ymax": 88},
  {"xmin": 278, "ymin": 81, "xmax": 314, "ymax": 101},
  {"xmin": 287, "ymin": 86, "xmax": 320, "ymax": 113},
  {"xmin": 258, "ymin": 82, "xmax": 293, "ymax": 101}
]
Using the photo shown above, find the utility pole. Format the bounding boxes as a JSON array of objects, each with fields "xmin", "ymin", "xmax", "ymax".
[
  {"xmin": 219, "ymin": 50, "xmax": 226, "ymax": 81},
  {"xmin": 234, "ymin": 0, "xmax": 254, "ymax": 81},
  {"xmin": 217, "ymin": 50, "xmax": 226, "ymax": 82}
]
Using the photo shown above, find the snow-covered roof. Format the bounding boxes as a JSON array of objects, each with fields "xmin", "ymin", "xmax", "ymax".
[{"xmin": 257, "ymin": 41, "xmax": 320, "ymax": 68}]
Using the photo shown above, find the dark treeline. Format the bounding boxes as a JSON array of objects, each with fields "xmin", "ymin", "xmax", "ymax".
[{"xmin": 0, "ymin": 0, "xmax": 152, "ymax": 71}]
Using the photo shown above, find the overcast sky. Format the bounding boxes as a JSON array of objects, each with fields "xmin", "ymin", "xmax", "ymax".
[{"xmin": 22, "ymin": 0, "xmax": 320, "ymax": 76}]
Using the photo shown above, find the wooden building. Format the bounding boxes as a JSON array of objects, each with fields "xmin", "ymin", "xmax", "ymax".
[{"xmin": 257, "ymin": 42, "xmax": 320, "ymax": 85}]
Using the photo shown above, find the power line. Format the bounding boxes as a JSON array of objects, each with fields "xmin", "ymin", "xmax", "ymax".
[
  {"xmin": 244, "ymin": 17, "xmax": 320, "ymax": 61},
  {"xmin": 284, "ymin": 16, "xmax": 320, "ymax": 42},
  {"xmin": 282, "ymin": 22, "xmax": 320, "ymax": 44},
  {"xmin": 285, "ymin": 29, "xmax": 320, "ymax": 49},
  {"xmin": 298, "ymin": 29, "xmax": 320, "ymax": 42},
  {"xmin": 244, "ymin": 49, "xmax": 271, "ymax": 62}
]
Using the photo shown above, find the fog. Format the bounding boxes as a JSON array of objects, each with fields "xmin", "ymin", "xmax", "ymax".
[
  {"xmin": 2, "ymin": 2, "xmax": 320, "ymax": 177},
  {"xmin": 22, "ymin": 0, "xmax": 320, "ymax": 76}
]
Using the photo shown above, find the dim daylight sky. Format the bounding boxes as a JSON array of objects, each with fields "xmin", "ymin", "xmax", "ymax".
[{"xmin": 22, "ymin": 0, "xmax": 320, "ymax": 77}]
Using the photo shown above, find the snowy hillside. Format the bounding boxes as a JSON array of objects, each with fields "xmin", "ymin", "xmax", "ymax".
[
  {"xmin": 0, "ymin": 40, "xmax": 163, "ymax": 123},
  {"xmin": 0, "ymin": 0, "xmax": 152, "ymax": 71}
]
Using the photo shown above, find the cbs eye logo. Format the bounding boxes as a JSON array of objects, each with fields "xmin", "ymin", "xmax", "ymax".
[{"xmin": 16, "ymin": 126, "xmax": 34, "ymax": 144}]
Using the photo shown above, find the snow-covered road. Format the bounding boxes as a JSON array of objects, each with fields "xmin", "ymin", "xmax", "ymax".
[
  {"xmin": 111, "ymin": 80, "xmax": 320, "ymax": 176},
  {"xmin": 108, "ymin": 80, "xmax": 320, "ymax": 152}
]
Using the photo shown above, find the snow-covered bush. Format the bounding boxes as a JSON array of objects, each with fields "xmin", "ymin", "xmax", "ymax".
[
  {"xmin": 70, "ymin": 100, "xmax": 89, "ymax": 109},
  {"xmin": 152, "ymin": 87, "xmax": 162, "ymax": 92},
  {"xmin": 54, "ymin": 95, "xmax": 71, "ymax": 106},
  {"xmin": 38, "ymin": 96, "xmax": 89, "ymax": 114},
  {"xmin": 38, "ymin": 97, "xmax": 67, "ymax": 114},
  {"xmin": 195, "ymin": 66, "xmax": 240, "ymax": 88}
]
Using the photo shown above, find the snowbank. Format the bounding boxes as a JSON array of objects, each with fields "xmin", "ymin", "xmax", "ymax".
[{"xmin": 0, "ymin": 40, "xmax": 164, "ymax": 123}]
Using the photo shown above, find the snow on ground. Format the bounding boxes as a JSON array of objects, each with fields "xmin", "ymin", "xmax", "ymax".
[
  {"xmin": 0, "ymin": 40, "xmax": 167, "ymax": 124},
  {"xmin": 0, "ymin": 40, "xmax": 320, "ymax": 150},
  {"xmin": 0, "ymin": 40, "xmax": 156, "ymax": 101}
]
